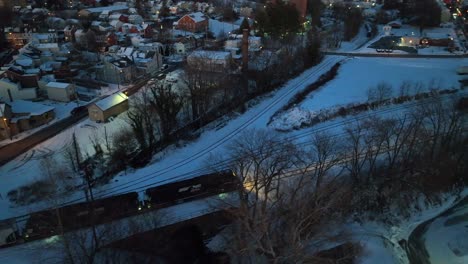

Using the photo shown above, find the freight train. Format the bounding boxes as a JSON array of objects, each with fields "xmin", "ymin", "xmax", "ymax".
[{"xmin": 0, "ymin": 170, "xmax": 240, "ymax": 245}]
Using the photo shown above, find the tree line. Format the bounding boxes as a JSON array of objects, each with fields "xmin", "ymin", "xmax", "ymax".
[{"xmin": 217, "ymin": 94, "xmax": 466, "ymax": 262}]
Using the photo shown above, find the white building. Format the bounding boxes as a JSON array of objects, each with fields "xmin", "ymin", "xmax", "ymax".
[
  {"xmin": 0, "ymin": 78, "xmax": 37, "ymax": 101},
  {"xmin": 46, "ymin": 82, "xmax": 75, "ymax": 102}
]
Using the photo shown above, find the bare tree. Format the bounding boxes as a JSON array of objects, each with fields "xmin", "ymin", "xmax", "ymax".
[
  {"xmin": 148, "ymin": 81, "xmax": 184, "ymax": 141},
  {"xmin": 302, "ymin": 132, "xmax": 343, "ymax": 191},
  {"xmin": 221, "ymin": 129, "xmax": 355, "ymax": 263},
  {"xmin": 126, "ymin": 90, "xmax": 159, "ymax": 152},
  {"xmin": 367, "ymin": 82, "xmax": 393, "ymax": 103}
]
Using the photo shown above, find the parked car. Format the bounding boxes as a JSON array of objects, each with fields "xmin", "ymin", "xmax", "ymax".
[
  {"xmin": 70, "ymin": 106, "xmax": 87, "ymax": 115},
  {"xmin": 156, "ymin": 73, "xmax": 166, "ymax": 80}
]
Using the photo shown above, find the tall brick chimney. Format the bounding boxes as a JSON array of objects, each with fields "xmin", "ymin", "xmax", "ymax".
[{"xmin": 242, "ymin": 28, "xmax": 249, "ymax": 72}]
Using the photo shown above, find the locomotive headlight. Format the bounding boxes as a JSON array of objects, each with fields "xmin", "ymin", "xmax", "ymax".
[
  {"xmin": 147, "ymin": 204, "xmax": 151, "ymax": 209},
  {"xmin": 25, "ymin": 234, "xmax": 29, "ymax": 238},
  {"xmin": 138, "ymin": 206, "xmax": 142, "ymax": 211}
]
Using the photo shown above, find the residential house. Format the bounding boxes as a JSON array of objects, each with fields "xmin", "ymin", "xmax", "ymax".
[
  {"xmin": 33, "ymin": 43, "xmax": 60, "ymax": 54},
  {"xmin": 6, "ymin": 100, "xmax": 55, "ymax": 137},
  {"xmin": 109, "ymin": 13, "xmax": 129, "ymax": 23},
  {"xmin": 3, "ymin": 67, "xmax": 40, "ymax": 88},
  {"xmin": 0, "ymin": 78, "xmax": 38, "ymax": 101},
  {"xmin": 133, "ymin": 50, "xmax": 163, "ymax": 75},
  {"xmin": 31, "ymin": 33, "xmax": 58, "ymax": 44},
  {"xmin": 110, "ymin": 20, "xmax": 124, "ymax": 31},
  {"xmin": 46, "ymin": 82, "xmax": 76, "ymax": 102},
  {"xmin": 64, "ymin": 25, "xmax": 77, "ymax": 42},
  {"xmin": 78, "ymin": 5, "xmax": 128, "ymax": 19},
  {"xmin": 88, "ymin": 92, "xmax": 128, "ymax": 122},
  {"xmin": 175, "ymin": 12, "xmax": 208, "ymax": 33},
  {"xmin": 173, "ymin": 42, "xmax": 186, "ymax": 55},
  {"xmin": 142, "ymin": 23, "xmax": 153, "ymax": 38},
  {"xmin": 96, "ymin": 57, "xmax": 136, "ymax": 84},
  {"xmin": 129, "ymin": 15, "xmax": 144, "ymax": 25},
  {"xmin": 5, "ymin": 32, "xmax": 33, "ymax": 49}
]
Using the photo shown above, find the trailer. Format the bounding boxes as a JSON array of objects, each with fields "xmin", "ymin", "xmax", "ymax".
[{"xmin": 456, "ymin": 66, "xmax": 468, "ymax": 75}]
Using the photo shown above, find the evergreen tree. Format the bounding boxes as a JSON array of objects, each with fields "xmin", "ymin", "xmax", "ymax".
[
  {"xmin": 240, "ymin": 17, "xmax": 250, "ymax": 32},
  {"xmin": 255, "ymin": 1, "xmax": 301, "ymax": 38}
]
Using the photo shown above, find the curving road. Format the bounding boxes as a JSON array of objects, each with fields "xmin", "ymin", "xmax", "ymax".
[
  {"xmin": 0, "ymin": 112, "xmax": 88, "ymax": 166},
  {"xmin": 323, "ymin": 51, "xmax": 468, "ymax": 58},
  {"xmin": 407, "ymin": 196, "xmax": 468, "ymax": 264}
]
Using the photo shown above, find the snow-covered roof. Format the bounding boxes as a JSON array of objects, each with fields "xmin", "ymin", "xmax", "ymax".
[
  {"xmin": 33, "ymin": 34, "xmax": 50, "ymax": 40},
  {"xmin": 24, "ymin": 69, "xmax": 41, "ymax": 75},
  {"xmin": 10, "ymin": 100, "xmax": 54, "ymax": 116},
  {"xmin": 189, "ymin": 50, "xmax": 231, "ymax": 60},
  {"xmin": 110, "ymin": 20, "xmax": 123, "ymax": 28},
  {"xmin": 84, "ymin": 5, "xmax": 128, "ymax": 14},
  {"xmin": 15, "ymin": 59, "xmax": 33, "ymax": 67},
  {"xmin": 209, "ymin": 19, "xmax": 239, "ymax": 37},
  {"xmin": 94, "ymin": 92, "xmax": 128, "ymax": 111},
  {"xmin": 35, "ymin": 43, "xmax": 59, "ymax": 49},
  {"xmin": 47, "ymin": 82, "xmax": 70, "ymax": 89},
  {"xmin": 186, "ymin": 12, "xmax": 206, "ymax": 23}
]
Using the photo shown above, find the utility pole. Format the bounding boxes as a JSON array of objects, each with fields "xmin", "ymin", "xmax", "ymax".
[
  {"xmin": 73, "ymin": 132, "xmax": 99, "ymax": 249},
  {"xmin": 84, "ymin": 164, "xmax": 99, "ymax": 250}
]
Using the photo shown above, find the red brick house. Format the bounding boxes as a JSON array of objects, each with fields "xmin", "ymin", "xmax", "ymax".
[
  {"xmin": 107, "ymin": 32, "xmax": 118, "ymax": 46},
  {"xmin": 142, "ymin": 24, "xmax": 153, "ymax": 38},
  {"xmin": 175, "ymin": 12, "xmax": 208, "ymax": 33}
]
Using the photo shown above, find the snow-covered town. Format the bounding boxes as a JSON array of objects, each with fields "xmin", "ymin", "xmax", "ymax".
[{"xmin": 0, "ymin": 0, "xmax": 467, "ymax": 263}]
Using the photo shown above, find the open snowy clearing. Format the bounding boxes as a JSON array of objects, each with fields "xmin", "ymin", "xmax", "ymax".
[{"xmin": 270, "ymin": 57, "xmax": 466, "ymax": 130}]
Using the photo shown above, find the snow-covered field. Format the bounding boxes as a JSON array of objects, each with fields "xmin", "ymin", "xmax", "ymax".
[{"xmin": 270, "ymin": 57, "xmax": 465, "ymax": 131}]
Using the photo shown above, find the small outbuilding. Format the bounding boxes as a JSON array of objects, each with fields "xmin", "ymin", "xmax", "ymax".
[
  {"xmin": 88, "ymin": 92, "xmax": 128, "ymax": 122},
  {"xmin": 46, "ymin": 82, "xmax": 75, "ymax": 102}
]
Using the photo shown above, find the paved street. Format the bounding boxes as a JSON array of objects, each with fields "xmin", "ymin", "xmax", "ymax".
[
  {"xmin": 323, "ymin": 51, "xmax": 468, "ymax": 58},
  {"xmin": 0, "ymin": 111, "xmax": 88, "ymax": 166}
]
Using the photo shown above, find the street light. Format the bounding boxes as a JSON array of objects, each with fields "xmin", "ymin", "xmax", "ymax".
[{"xmin": 0, "ymin": 109, "xmax": 12, "ymax": 140}]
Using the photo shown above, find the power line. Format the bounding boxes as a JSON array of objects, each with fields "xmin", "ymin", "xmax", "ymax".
[{"xmin": 3, "ymin": 56, "xmax": 465, "ymax": 221}]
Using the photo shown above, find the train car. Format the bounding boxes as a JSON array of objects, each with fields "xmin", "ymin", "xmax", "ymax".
[
  {"xmin": 145, "ymin": 170, "xmax": 240, "ymax": 208},
  {"xmin": 24, "ymin": 192, "xmax": 139, "ymax": 239},
  {"xmin": 58, "ymin": 192, "xmax": 139, "ymax": 229}
]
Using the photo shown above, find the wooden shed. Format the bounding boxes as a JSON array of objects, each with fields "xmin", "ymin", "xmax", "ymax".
[{"xmin": 88, "ymin": 92, "xmax": 129, "ymax": 122}]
